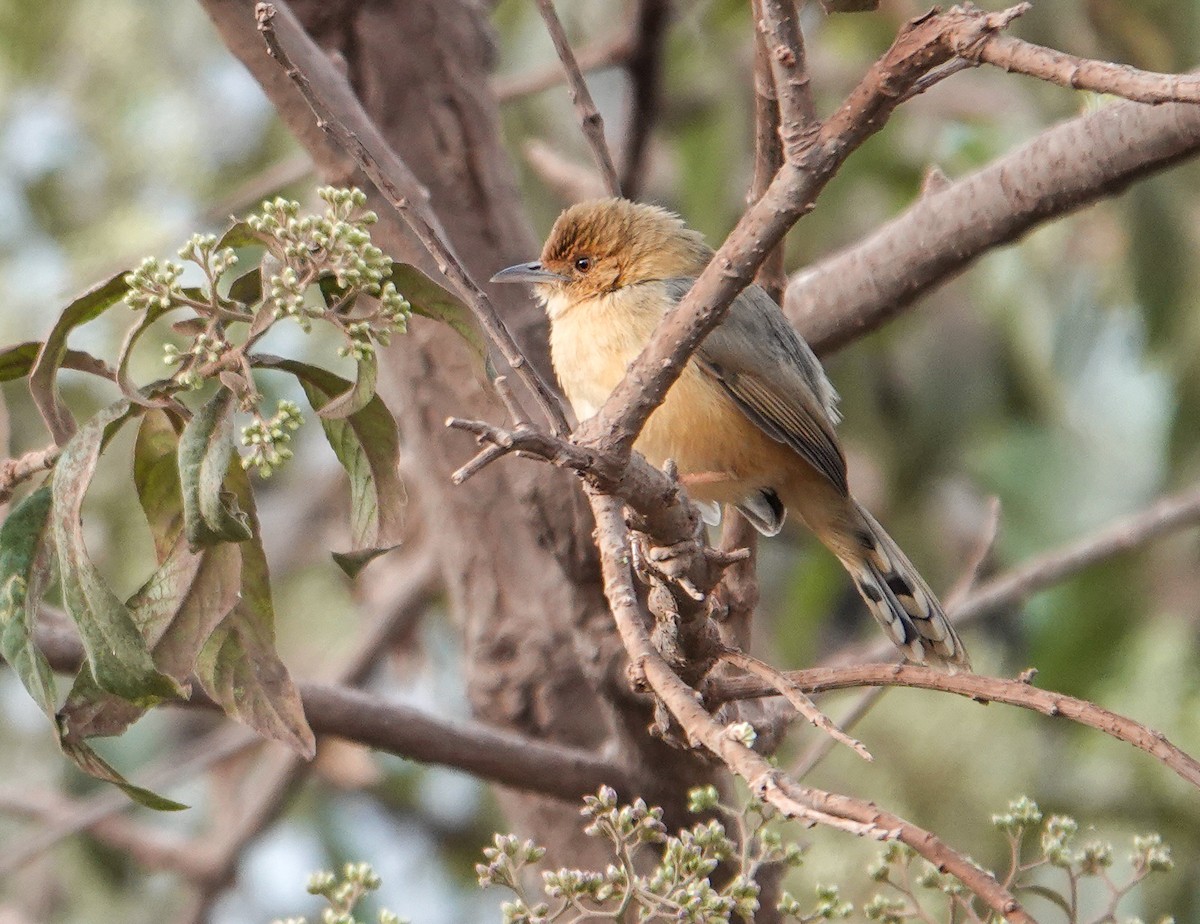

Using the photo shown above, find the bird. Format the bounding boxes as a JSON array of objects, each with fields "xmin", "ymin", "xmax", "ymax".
[{"xmin": 491, "ymin": 197, "xmax": 969, "ymax": 671}]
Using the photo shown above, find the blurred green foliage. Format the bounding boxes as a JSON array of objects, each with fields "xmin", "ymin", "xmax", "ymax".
[{"xmin": 0, "ymin": 0, "xmax": 1199, "ymax": 921}]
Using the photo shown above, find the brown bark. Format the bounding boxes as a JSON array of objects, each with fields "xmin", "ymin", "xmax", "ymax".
[{"xmin": 197, "ymin": 0, "xmax": 714, "ymax": 864}]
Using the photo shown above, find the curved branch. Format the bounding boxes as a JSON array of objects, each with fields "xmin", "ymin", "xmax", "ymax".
[{"xmin": 706, "ymin": 663, "xmax": 1200, "ymax": 791}]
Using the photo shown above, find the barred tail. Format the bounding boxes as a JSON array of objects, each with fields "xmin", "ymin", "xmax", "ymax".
[{"xmin": 839, "ymin": 501, "xmax": 969, "ymax": 672}]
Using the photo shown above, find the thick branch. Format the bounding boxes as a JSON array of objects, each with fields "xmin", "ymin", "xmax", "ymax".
[
  {"xmin": 788, "ymin": 97, "xmax": 1200, "ymax": 353},
  {"xmin": 706, "ymin": 663, "xmax": 1200, "ymax": 791},
  {"xmin": 33, "ymin": 626, "xmax": 630, "ymax": 805}
]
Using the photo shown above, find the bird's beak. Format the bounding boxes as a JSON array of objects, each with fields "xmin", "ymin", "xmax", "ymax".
[{"xmin": 490, "ymin": 262, "xmax": 568, "ymax": 285}]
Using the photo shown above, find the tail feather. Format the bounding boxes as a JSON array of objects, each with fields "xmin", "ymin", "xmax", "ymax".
[{"xmin": 841, "ymin": 502, "xmax": 969, "ymax": 671}]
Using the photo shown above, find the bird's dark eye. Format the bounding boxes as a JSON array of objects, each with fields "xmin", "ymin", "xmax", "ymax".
[{"xmin": 573, "ymin": 256, "xmax": 592, "ymax": 273}]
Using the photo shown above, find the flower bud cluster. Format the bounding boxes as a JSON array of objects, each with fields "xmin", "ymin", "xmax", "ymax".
[
  {"xmin": 241, "ymin": 400, "xmax": 303, "ymax": 478},
  {"xmin": 273, "ymin": 861, "xmax": 403, "ymax": 924},
  {"xmin": 125, "ymin": 256, "xmax": 185, "ymax": 313},
  {"xmin": 178, "ymin": 233, "xmax": 238, "ymax": 278}
]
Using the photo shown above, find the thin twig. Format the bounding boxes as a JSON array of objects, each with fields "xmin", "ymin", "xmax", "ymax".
[
  {"xmin": 707, "ymin": 663, "xmax": 1200, "ymax": 791},
  {"xmin": 0, "ymin": 446, "xmax": 59, "ymax": 504},
  {"xmin": 533, "ymin": 0, "xmax": 622, "ymax": 197},
  {"xmin": 619, "ymin": 0, "xmax": 671, "ymax": 198},
  {"xmin": 253, "ymin": 2, "xmax": 570, "ymax": 435},
  {"xmin": 720, "ymin": 648, "xmax": 872, "ymax": 761}
]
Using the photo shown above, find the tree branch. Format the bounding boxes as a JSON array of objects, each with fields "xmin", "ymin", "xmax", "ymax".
[
  {"xmin": 30, "ymin": 624, "xmax": 630, "ymax": 807},
  {"xmin": 533, "ymin": 0, "xmax": 622, "ymax": 197},
  {"xmin": 252, "ymin": 1, "xmax": 569, "ymax": 434},
  {"xmin": 788, "ymin": 96, "xmax": 1200, "ymax": 353},
  {"xmin": 706, "ymin": 663, "xmax": 1200, "ymax": 791}
]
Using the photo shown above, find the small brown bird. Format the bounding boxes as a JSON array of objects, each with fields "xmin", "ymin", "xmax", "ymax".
[{"xmin": 492, "ymin": 198, "xmax": 968, "ymax": 670}]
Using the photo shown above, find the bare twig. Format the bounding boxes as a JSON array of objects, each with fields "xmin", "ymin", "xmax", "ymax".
[
  {"xmin": 0, "ymin": 446, "xmax": 59, "ymax": 504},
  {"xmin": 755, "ymin": 0, "xmax": 818, "ymax": 158},
  {"xmin": 253, "ymin": 2, "xmax": 569, "ymax": 435},
  {"xmin": 493, "ymin": 32, "xmax": 633, "ymax": 102},
  {"xmin": 533, "ymin": 0, "xmax": 622, "ymax": 197},
  {"xmin": 619, "ymin": 0, "xmax": 671, "ymax": 198},
  {"xmin": 720, "ymin": 647, "xmax": 872, "ymax": 761},
  {"xmin": 953, "ymin": 485, "xmax": 1200, "ymax": 625},
  {"xmin": 707, "ymin": 663, "xmax": 1200, "ymax": 791}
]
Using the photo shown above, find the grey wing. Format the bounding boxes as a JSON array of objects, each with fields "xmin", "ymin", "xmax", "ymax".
[{"xmin": 664, "ymin": 278, "xmax": 848, "ymax": 496}]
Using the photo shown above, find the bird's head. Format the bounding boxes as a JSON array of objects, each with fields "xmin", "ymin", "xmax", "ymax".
[{"xmin": 491, "ymin": 198, "xmax": 712, "ymax": 304}]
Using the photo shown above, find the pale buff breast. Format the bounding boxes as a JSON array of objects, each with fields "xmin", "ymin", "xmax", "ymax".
[{"xmin": 547, "ymin": 287, "xmax": 797, "ymax": 507}]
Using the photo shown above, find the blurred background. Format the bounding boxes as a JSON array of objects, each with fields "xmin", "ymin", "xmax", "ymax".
[{"xmin": 0, "ymin": 0, "xmax": 1198, "ymax": 921}]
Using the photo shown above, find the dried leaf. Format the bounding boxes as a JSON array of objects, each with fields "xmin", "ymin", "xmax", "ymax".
[
  {"xmin": 30, "ymin": 271, "xmax": 132, "ymax": 444},
  {"xmin": 195, "ymin": 466, "xmax": 314, "ymax": 757},
  {"xmin": 178, "ymin": 388, "xmax": 252, "ymax": 550},
  {"xmin": 60, "ymin": 540, "xmax": 241, "ymax": 740},
  {"xmin": 51, "ymin": 400, "xmax": 179, "ymax": 704},
  {"xmin": 251, "ymin": 356, "xmax": 405, "ymax": 570}
]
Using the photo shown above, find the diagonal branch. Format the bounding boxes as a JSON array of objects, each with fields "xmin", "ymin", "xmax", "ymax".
[
  {"xmin": 252, "ymin": 1, "xmax": 569, "ymax": 435},
  {"xmin": 533, "ymin": 0, "xmax": 623, "ymax": 197},
  {"xmin": 575, "ymin": 4, "xmax": 1029, "ymax": 460},
  {"xmin": 493, "ymin": 31, "xmax": 633, "ymax": 102}
]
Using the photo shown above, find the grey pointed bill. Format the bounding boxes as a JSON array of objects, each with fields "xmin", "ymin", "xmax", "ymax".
[{"xmin": 490, "ymin": 262, "xmax": 568, "ymax": 285}]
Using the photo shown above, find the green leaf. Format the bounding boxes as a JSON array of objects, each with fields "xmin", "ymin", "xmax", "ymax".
[
  {"xmin": 195, "ymin": 465, "xmax": 314, "ymax": 757},
  {"xmin": 30, "ymin": 271, "xmax": 132, "ymax": 444},
  {"xmin": 217, "ymin": 220, "xmax": 266, "ymax": 251},
  {"xmin": 59, "ymin": 740, "xmax": 188, "ymax": 812},
  {"xmin": 0, "ymin": 341, "xmax": 114, "ymax": 384},
  {"xmin": 388, "ymin": 264, "xmax": 485, "ymax": 362},
  {"xmin": 317, "ymin": 350, "xmax": 377, "ymax": 420},
  {"xmin": 0, "ymin": 486, "xmax": 57, "ymax": 720},
  {"xmin": 252, "ymin": 356, "xmax": 405, "ymax": 571},
  {"xmin": 133, "ymin": 410, "xmax": 185, "ymax": 562},
  {"xmin": 226, "ymin": 266, "xmax": 263, "ymax": 305},
  {"xmin": 51, "ymin": 400, "xmax": 179, "ymax": 704},
  {"xmin": 178, "ymin": 388, "xmax": 253, "ymax": 550}
]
